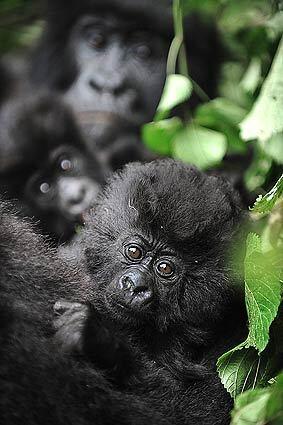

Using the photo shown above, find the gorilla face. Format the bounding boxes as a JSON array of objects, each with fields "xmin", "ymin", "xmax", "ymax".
[
  {"xmin": 64, "ymin": 13, "xmax": 168, "ymax": 129},
  {"xmin": 0, "ymin": 94, "xmax": 105, "ymax": 241},
  {"xmin": 25, "ymin": 145, "xmax": 100, "ymax": 224},
  {"xmin": 82, "ymin": 160, "xmax": 243, "ymax": 331}
]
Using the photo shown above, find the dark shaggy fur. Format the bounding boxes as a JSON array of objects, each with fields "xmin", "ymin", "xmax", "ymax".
[
  {"xmin": 0, "ymin": 201, "xmax": 167, "ymax": 425},
  {"xmin": 57, "ymin": 159, "xmax": 247, "ymax": 424}
]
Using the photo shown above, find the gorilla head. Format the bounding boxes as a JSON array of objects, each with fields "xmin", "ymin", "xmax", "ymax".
[
  {"xmin": 0, "ymin": 94, "xmax": 106, "ymax": 241},
  {"xmin": 31, "ymin": 1, "xmax": 223, "ymax": 136},
  {"xmin": 78, "ymin": 159, "xmax": 244, "ymax": 333}
]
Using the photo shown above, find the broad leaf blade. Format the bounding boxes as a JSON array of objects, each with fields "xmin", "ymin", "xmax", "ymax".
[
  {"xmin": 244, "ymin": 234, "xmax": 281, "ymax": 352},
  {"xmin": 172, "ymin": 125, "xmax": 227, "ymax": 169},
  {"xmin": 155, "ymin": 74, "xmax": 192, "ymax": 120},
  {"xmin": 142, "ymin": 118, "xmax": 183, "ymax": 155},
  {"xmin": 240, "ymin": 37, "xmax": 283, "ymax": 142}
]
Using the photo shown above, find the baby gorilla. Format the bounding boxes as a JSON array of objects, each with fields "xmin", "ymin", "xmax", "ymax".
[
  {"xmin": 56, "ymin": 159, "xmax": 247, "ymax": 424},
  {"xmin": 0, "ymin": 94, "xmax": 106, "ymax": 241}
]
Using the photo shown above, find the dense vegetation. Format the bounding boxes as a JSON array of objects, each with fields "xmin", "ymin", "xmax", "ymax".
[{"xmin": 1, "ymin": 0, "xmax": 282, "ymax": 423}]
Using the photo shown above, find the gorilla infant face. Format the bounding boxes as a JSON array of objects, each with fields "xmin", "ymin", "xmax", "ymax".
[
  {"xmin": 25, "ymin": 145, "xmax": 100, "ymax": 222},
  {"xmin": 82, "ymin": 160, "xmax": 243, "ymax": 330}
]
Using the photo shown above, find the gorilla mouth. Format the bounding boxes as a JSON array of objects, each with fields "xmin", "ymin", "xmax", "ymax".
[
  {"xmin": 75, "ymin": 110, "xmax": 138, "ymax": 128},
  {"xmin": 105, "ymin": 292, "xmax": 153, "ymax": 316}
]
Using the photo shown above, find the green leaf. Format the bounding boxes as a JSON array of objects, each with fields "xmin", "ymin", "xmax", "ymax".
[
  {"xmin": 196, "ymin": 98, "xmax": 247, "ymax": 128},
  {"xmin": 252, "ymin": 175, "xmax": 283, "ymax": 214},
  {"xmin": 217, "ymin": 344, "xmax": 275, "ymax": 399},
  {"xmin": 244, "ymin": 233, "xmax": 281, "ymax": 352},
  {"xmin": 266, "ymin": 12, "xmax": 283, "ymax": 39},
  {"xmin": 217, "ymin": 234, "xmax": 281, "ymax": 398},
  {"xmin": 155, "ymin": 74, "xmax": 192, "ymax": 121},
  {"xmin": 240, "ymin": 58, "xmax": 261, "ymax": 95},
  {"xmin": 244, "ymin": 145, "xmax": 273, "ymax": 192},
  {"xmin": 231, "ymin": 387, "xmax": 271, "ymax": 425},
  {"xmin": 195, "ymin": 98, "xmax": 247, "ymax": 154},
  {"xmin": 172, "ymin": 125, "xmax": 227, "ymax": 170},
  {"xmin": 265, "ymin": 373, "xmax": 283, "ymax": 422},
  {"xmin": 240, "ymin": 37, "xmax": 283, "ymax": 142},
  {"xmin": 142, "ymin": 117, "xmax": 183, "ymax": 156},
  {"xmin": 231, "ymin": 372, "xmax": 283, "ymax": 424},
  {"xmin": 260, "ymin": 133, "xmax": 283, "ymax": 164}
]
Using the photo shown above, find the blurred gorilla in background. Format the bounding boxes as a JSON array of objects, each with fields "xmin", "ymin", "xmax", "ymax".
[
  {"xmin": 0, "ymin": 94, "xmax": 106, "ymax": 242},
  {"xmin": 30, "ymin": 0, "xmax": 224, "ymax": 165}
]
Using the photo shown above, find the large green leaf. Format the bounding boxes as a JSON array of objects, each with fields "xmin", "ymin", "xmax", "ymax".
[
  {"xmin": 172, "ymin": 125, "xmax": 227, "ymax": 169},
  {"xmin": 142, "ymin": 117, "xmax": 183, "ymax": 155},
  {"xmin": 155, "ymin": 74, "xmax": 192, "ymax": 121},
  {"xmin": 240, "ymin": 37, "xmax": 283, "ymax": 142},
  {"xmin": 244, "ymin": 234, "xmax": 281, "ymax": 352},
  {"xmin": 195, "ymin": 98, "xmax": 247, "ymax": 154},
  {"xmin": 217, "ymin": 234, "xmax": 281, "ymax": 398},
  {"xmin": 252, "ymin": 175, "xmax": 283, "ymax": 214},
  {"xmin": 217, "ymin": 345, "xmax": 276, "ymax": 399}
]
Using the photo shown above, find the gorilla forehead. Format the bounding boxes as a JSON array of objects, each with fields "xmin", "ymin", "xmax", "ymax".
[
  {"xmin": 46, "ymin": 0, "xmax": 173, "ymax": 37},
  {"xmin": 89, "ymin": 160, "xmax": 242, "ymax": 245}
]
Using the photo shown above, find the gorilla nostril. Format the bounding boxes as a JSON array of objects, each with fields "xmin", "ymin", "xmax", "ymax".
[
  {"xmin": 69, "ymin": 186, "xmax": 87, "ymax": 205},
  {"xmin": 121, "ymin": 276, "xmax": 133, "ymax": 291},
  {"xmin": 89, "ymin": 79, "xmax": 101, "ymax": 92}
]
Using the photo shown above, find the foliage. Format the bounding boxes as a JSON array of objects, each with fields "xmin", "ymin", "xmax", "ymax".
[
  {"xmin": 2, "ymin": 1, "xmax": 283, "ymax": 423},
  {"xmin": 142, "ymin": 1, "xmax": 283, "ymax": 423},
  {"xmin": 141, "ymin": 0, "xmax": 282, "ymax": 195}
]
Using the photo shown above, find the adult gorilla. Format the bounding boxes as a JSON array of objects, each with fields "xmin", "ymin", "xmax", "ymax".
[{"xmin": 30, "ymin": 0, "xmax": 224, "ymax": 154}]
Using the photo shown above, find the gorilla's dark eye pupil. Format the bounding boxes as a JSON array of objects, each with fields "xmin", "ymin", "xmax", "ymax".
[
  {"xmin": 136, "ymin": 45, "xmax": 151, "ymax": 58},
  {"xmin": 88, "ymin": 33, "xmax": 105, "ymax": 48},
  {"xmin": 126, "ymin": 245, "xmax": 142, "ymax": 260},
  {"xmin": 40, "ymin": 182, "xmax": 50, "ymax": 194}
]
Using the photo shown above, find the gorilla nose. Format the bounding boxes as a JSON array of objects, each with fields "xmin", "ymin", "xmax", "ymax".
[
  {"xmin": 119, "ymin": 271, "xmax": 153, "ymax": 306},
  {"xmin": 59, "ymin": 177, "xmax": 97, "ymax": 218}
]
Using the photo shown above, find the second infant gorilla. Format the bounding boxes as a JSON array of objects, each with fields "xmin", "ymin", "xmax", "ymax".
[{"xmin": 57, "ymin": 159, "xmax": 247, "ymax": 424}]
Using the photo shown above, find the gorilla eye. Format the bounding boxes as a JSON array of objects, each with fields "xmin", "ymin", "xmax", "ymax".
[
  {"xmin": 125, "ymin": 244, "xmax": 143, "ymax": 261},
  {"xmin": 156, "ymin": 260, "xmax": 175, "ymax": 278},
  {"xmin": 39, "ymin": 182, "xmax": 51, "ymax": 194},
  {"xmin": 86, "ymin": 31, "xmax": 106, "ymax": 49},
  {"xmin": 60, "ymin": 159, "xmax": 73, "ymax": 171},
  {"xmin": 135, "ymin": 44, "xmax": 152, "ymax": 59}
]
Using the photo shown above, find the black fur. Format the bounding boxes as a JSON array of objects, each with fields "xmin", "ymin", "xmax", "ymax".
[
  {"xmin": 0, "ymin": 200, "xmax": 166, "ymax": 425},
  {"xmin": 57, "ymin": 159, "xmax": 247, "ymax": 424}
]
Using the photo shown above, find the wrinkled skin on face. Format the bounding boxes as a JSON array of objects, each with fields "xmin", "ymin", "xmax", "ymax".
[{"xmin": 64, "ymin": 13, "xmax": 168, "ymax": 130}]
